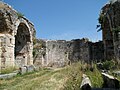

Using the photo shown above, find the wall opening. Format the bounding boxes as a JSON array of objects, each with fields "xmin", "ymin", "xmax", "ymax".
[{"xmin": 15, "ymin": 23, "xmax": 31, "ymax": 66}]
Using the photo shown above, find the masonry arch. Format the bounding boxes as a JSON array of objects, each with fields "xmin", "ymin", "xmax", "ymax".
[
  {"xmin": 0, "ymin": 2, "xmax": 35, "ymax": 69},
  {"xmin": 14, "ymin": 22, "xmax": 33, "ymax": 66}
]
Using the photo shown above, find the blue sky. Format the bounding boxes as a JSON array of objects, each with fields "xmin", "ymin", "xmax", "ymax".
[{"xmin": 4, "ymin": 0, "xmax": 108, "ymax": 41}]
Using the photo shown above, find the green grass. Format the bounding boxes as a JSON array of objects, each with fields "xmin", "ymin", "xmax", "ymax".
[
  {"xmin": 85, "ymin": 69, "xmax": 103, "ymax": 88},
  {"xmin": 1, "ymin": 67, "xmax": 18, "ymax": 74},
  {"xmin": 0, "ymin": 62, "xmax": 104, "ymax": 90},
  {"xmin": 63, "ymin": 62, "xmax": 82, "ymax": 90},
  {"xmin": 0, "ymin": 67, "xmax": 67, "ymax": 90}
]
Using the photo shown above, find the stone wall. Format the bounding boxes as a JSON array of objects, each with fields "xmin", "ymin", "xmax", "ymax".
[
  {"xmin": 0, "ymin": 2, "xmax": 35, "ymax": 69},
  {"xmin": 34, "ymin": 38, "xmax": 104, "ymax": 67},
  {"xmin": 33, "ymin": 39, "xmax": 46, "ymax": 66},
  {"xmin": 0, "ymin": 34, "xmax": 14, "ymax": 68},
  {"xmin": 90, "ymin": 41, "xmax": 104, "ymax": 62},
  {"xmin": 45, "ymin": 40, "xmax": 69, "ymax": 67},
  {"xmin": 69, "ymin": 39, "xmax": 90, "ymax": 62},
  {"xmin": 99, "ymin": 0, "xmax": 120, "ymax": 60}
]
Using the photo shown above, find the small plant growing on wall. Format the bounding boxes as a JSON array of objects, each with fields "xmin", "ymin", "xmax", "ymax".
[
  {"xmin": 97, "ymin": 14, "xmax": 105, "ymax": 32},
  {"xmin": 17, "ymin": 12, "xmax": 24, "ymax": 19},
  {"xmin": 102, "ymin": 60, "xmax": 115, "ymax": 70}
]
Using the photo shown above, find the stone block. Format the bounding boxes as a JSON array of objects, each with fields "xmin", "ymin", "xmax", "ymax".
[
  {"xmin": 19, "ymin": 66, "xmax": 27, "ymax": 75},
  {"xmin": 102, "ymin": 73, "xmax": 119, "ymax": 89},
  {"xmin": 0, "ymin": 72, "xmax": 17, "ymax": 79},
  {"xmin": 27, "ymin": 65, "xmax": 35, "ymax": 73},
  {"xmin": 7, "ymin": 73, "xmax": 17, "ymax": 78},
  {"xmin": 80, "ymin": 74, "xmax": 92, "ymax": 90}
]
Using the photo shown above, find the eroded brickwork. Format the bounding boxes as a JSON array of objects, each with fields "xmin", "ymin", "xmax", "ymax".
[
  {"xmin": 34, "ymin": 39, "xmax": 104, "ymax": 67},
  {"xmin": 99, "ymin": 0, "xmax": 120, "ymax": 60},
  {"xmin": 0, "ymin": 2, "xmax": 35, "ymax": 69}
]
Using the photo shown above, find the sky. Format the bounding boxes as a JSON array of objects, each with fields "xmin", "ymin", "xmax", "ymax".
[{"xmin": 4, "ymin": 0, "xmax": 108, "ymax": 41}]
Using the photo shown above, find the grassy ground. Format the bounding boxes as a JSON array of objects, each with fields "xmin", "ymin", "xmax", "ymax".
[
  {"xmin": 0, "ymin": 62, "xmax": 105, "ymax": 90},
  {"xmin": 0, "ymin": 68, "xmax": 66, "ymax": 90},
  {"xmin": 1, "ymin": 66, "xmax": 18, "ymax": 74},
  {"xmin": 85, "ymin": 68, "xmax": 103, "ymax": 88}
]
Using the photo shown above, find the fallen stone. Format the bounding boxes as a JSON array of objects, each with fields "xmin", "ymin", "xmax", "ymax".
[
  {"xmin": 102, "ymin": 73, "xmax": 119, "ymax": 89},
  {"xmin": 19, "ymin": 66, "xmax": 27, "ymax": 75},
  {"xmin": 80, "ymin": 74, "xmax": 92, "ymax": 90},
  {"xmin": 7, "ymin": 73, "xmax": 17, "ymax": 78},
  {"xmin": 27, "ymin": 65, "xmax": 35, "ymax": 73},
  {"xmin": 0, "ymin": 73, "xmax": 17, "ymax": 79}
]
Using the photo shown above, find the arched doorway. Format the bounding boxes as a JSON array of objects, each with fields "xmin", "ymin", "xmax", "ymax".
[{"xmin": 15, "ymin": 23, "xmax": 31, "ymax": 66}]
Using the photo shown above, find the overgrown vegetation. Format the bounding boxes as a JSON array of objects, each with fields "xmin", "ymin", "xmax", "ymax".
[
  {"xmin": 1, "ymin": 62, "xmax": 118, "ymax": 90},
  {"xmin": 33, "ymin": 39, "xmax": 46, "ymax": 58},
  {"xmin": 102, "ymin": 60, "xmax": 115, "ymax": 70},
  {"xmin": 63, "ymin": 62, "xmax": 82, "ymax": 90},
  {"xmin": 112, "ymin": 26, "xmax": 120, "ymax": 32},
  {"xmin": 63, "ymin": 63, "xmax": 100, "ymax": 89},
  {"xmin": 97, "ymin": 14, "xmax": 105, "ymax": 32},
  {"xmin": 99, "ymin": 60, "xmax": 120, "ymax": 70},
  {"xmin": 85, "ymin": 64, "xmax": 103, "ymax": 88}
]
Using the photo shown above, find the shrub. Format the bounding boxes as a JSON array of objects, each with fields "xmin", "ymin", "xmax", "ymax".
[
  {"xmin": 17, "ymin": 12, "xmax": 24, "ymax": 19},
  {"xmin": 102, "ymin": 60, "xmax": 115, "ymax": 70}
]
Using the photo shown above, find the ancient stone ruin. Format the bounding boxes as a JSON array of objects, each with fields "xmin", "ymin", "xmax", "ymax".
[
  {"xmin": 34, "ymin": 0, "xmax": 120, "ymax": 67},
  {"xmin": 0, "ymin": 2, "xmax": 35, "ymax": 70},
  {"xmin": 99, "ymin": 0, "xmax": 120, "ymax": 60},
  {"xmin": 0, "ymin": 0, "xmax": 120, "ymax": 69},
  {"xmin": 33, "ymin": 38, "xmax": 104, "ymax": 67}
]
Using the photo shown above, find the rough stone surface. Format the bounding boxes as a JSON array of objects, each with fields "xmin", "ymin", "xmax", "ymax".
[
  {"xmin": 0, "ymin": 72, "xmax": 17, "ymax": 79},
  {"xmin": 99, "ymin": 0, "xmax": 120, "ymax": 60},
  {"xmin": 19, "ymin": 65, "xmax": 36, "ymax": 74},
  {"xmin": 102, "ymin": 73, "xmax": 119, "ymax": 89},
  {"xmin": 27, "ymin": 65, "xmax": 35, "ymax": 73},
  {"xmin": 0, "ymin": 2, "xmax": 35, "ymax": 70},
  {"xmin": 19, "ymin": 66, "xmax": 27, "ymax": 75},
  {"xmin": 33, "ymin": 39, "xmax": 46, "ymax": 67},
  {"xmin": 34, "ymin": 38, "xmax": 104, "ymax": 67},
  {"xmin": 80, "ymin": 74, "xmax": 92, "ymax": 90}
]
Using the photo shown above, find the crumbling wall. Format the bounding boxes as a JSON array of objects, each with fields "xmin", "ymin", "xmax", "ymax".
[
  {"xmin": 45, "ymin": 40, "xmax": 68, "ymax": 67},
  {"xmin": 45, "ymin": 39, "xmax": 91, "ymax": 67},
  {"xmin": 69, "ymin": 39, "xmax": 91, "ymax": 63},
  {"xmin": 99, "ymin": 0, "xmax": 120, "ymax": 60},
  {"xmin": 90, "ymin": 41, "xmax": 104, "ymax": 62},
  {"xmin": 0, "ymin": 2, "xmax": 35, "ymax": 69},
  {"xmin": 33, "ymin": 39, "xmax": 46, "ymax": 66},
  {"xmin": 34, "ymin": 38, "xmax": 104, "ymax": 67}
]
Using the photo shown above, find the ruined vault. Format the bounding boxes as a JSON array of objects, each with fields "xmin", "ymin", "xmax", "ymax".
[{"xmin": 0, "ymin": 2, "xmax": 35, "ymax": 69}]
